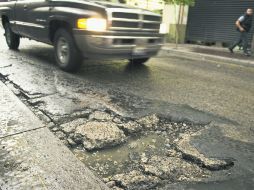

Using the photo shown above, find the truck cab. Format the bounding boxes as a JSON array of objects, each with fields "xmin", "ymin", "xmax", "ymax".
[{"xmin": 0, "ymin": 0, "xmax": 165, "ymax": 72}]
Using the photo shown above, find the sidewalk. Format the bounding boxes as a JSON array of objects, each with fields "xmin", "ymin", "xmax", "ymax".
[
  {"xmin": 162, "ymin": 43, "xmax": 254, "ymax": 67},
  {"xmin": 0, "ymin": 81, "xmax": 108, "ymax": 190}
]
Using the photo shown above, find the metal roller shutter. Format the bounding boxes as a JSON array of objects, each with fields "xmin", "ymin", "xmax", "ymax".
[{"xmin": 186, "ymin": 0, "xmax": 254, "ymax": 43}]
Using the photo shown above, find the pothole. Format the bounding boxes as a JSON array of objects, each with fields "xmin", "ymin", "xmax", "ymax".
[{"xmin": 48, "ymin": 110, "xmax": 234, "ymax": 190}]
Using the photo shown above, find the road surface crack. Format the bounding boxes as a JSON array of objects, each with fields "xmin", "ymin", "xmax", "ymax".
[{"xmin": 0, "ymin": 126, "xmax": 46, "ymax": 139}]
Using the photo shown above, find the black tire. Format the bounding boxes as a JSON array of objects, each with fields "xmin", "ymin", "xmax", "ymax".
[
  {"xmin": 54, "ymin": 29, "xmax": 82, "ymax": 72},
  {"xmin": 4, "ymin": 22, "xmax": 20, "ymax": 50},
  {"xmin": 129, "ymin": 58, "xmax": 150, "ymax": 65}
]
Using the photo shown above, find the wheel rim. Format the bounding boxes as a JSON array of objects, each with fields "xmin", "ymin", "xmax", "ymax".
[
  {"xmin": 5, "ymin": 26, "xmax": 11, "ymax": 45},
  {"xmin": 56, "ymin": 37, "xmax": 70, "ymax": 66}
]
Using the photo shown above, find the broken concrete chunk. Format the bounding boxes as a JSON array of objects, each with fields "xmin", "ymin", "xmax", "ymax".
[
  {"xmin": 177, "ymin": 133, "xmax": 234, "ymax": 171},
  {"xmin": 67, "ymin": 138, "xmax": 77, "ymax": 147},
  {"xmin": 112, "ymin": 170, "xmax": 160, "ymax": 190},
  {"xmin": 106, "ymin": 181, "xmax": 116, "ymax": 188},
  {"xmin": 112, "ymin": 116, "xmax": 123, "ymax": 124},
  {"xmin": 89, "ymin": 111, "xmax": 113, "ymax": 121},
  {"xmin": 75, "ymin": 121, "xmax": 126, "ymax": 150},
  {"xmin": 60, "ymin": 118, "xmax": 87, "ymax": 134},
  {"xmin": 70, "ymin": 110, "xmax": 91, "ymax": 118},
  {"xmin": 49, "ymin": 126, "xmax": 59, "ymax": 132},
  {"xmin": 166, "ymin": 149, "xmax": 182, "ymax": 158},
  {"xmin": 54, "ymin": 131, "xmax": 66, "ymax": 140},
  {"xmin": 118, "ymin": 121, "xmax": 142, "ymax": 134},
  {"xmin": 136, "ymin": 114, "xmax": 160, "ymax": 130},
  {"xmin": 141, "ymin": 155, "xmax": 207, "ymax": 181},
  {"xmin": 112, "ymin": 187, "xmax": 124, "ymax": 190}
]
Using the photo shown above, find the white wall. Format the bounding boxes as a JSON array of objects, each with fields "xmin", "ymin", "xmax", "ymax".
[
  {"xmin": 162, "ymin": 4, "xmax": 189, "ymax": 33},
  {"xmin": 126, "ymin": 1, "xmax": 190, "ymax": 35}
]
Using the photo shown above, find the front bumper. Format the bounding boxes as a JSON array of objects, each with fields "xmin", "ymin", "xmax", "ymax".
[{"xmin": 73, "ymin": 30, "xmax": 164, "ymax": 59}]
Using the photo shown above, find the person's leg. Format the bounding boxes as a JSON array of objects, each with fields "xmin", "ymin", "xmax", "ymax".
[
  {"xmin": 229, "ymin": 32, "xmax": 242, "ymax": 51},
  {"xmin": 241, "ymin": 32, "xmax": 248, "ymax": 53}
]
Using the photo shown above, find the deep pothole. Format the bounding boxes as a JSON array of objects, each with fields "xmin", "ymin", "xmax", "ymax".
[{"xmin": 48, "ymin": 111, "xmax": 234, "ymax": 190}]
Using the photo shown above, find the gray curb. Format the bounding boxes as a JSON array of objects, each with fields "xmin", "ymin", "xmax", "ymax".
[
  {"xmin": 0, "ymin": 81, "xmax": 109, "ymax": 190},
  {"xmin": 161, "ymin": 47, "xmax": 254, "ymax": 67}
]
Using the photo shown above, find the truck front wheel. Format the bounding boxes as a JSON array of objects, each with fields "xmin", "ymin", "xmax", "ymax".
[
  {"xmin": 129, "ymin": 58, "xmax": 150, "ymax": 65},
  {"xmin": 4, "ymin": 22, "xmax": 20, "ymax": 50},
  {"xmin": 54, "ymin": 29, "xmax": 82, "ymax": 72}
]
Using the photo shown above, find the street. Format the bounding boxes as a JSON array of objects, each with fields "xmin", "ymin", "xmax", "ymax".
[{"xmin": 0, "ymin": 26, "xmax": 254, "ymax": 190}]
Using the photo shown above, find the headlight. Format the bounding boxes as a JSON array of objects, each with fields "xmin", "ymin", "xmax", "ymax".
[
  {"xmin": 77, "ymin": 18, "xmax": 107, "ymax": 32},
  {"xmin": 159, "ymin": 23, "xmax": 167, "ymax": 34}
]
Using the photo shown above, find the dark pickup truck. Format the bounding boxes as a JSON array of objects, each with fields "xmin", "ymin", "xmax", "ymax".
[{"xmin": 0, "ymin": 0, "xmax": 164, "ymax": 71}]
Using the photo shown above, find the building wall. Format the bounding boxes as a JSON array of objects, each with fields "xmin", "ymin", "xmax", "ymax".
[
  {"xmin": 126, "ymin": 0, "xmax": 190, "ymax": 43},
  {"xmin": 162, "ymin": 4, "xmax": 189, "ymax": 43},
  {"xmin": 162, "ymin": 4, "xmax": 189, "ymax": 33},
  {"xmin": 186, "ymin": 0, "xmax": 254, "ymax": 44}
]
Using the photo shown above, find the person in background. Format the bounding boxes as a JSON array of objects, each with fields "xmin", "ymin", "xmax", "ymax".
[{"xmin": 229, "ymin": 8, "xmax": 253, "ymax": 56}]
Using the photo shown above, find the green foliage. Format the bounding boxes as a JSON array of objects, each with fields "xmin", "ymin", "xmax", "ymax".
[{"xmin": 163, "ymin": 0, "xmax": 195, "ymax": 6}]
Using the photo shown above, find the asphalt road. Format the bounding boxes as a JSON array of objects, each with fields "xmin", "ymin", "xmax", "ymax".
[
  {"xmin": 0, "ymin": 31, "xmax": 253, "ymax": 127},
  {"xmin": 0, "ymin": 27, "xmax": 254, "ymax": 189}
]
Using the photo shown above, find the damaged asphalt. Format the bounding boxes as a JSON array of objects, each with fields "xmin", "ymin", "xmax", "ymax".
[{"xmin": 0, "ymin": 27, "xmax": 254, "ymax": 189}]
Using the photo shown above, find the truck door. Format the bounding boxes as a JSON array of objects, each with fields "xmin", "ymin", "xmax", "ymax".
[
  {"xmin": 14, "ymin": 0, "xmax": 30, "ymax": 36},
  {"xmin": 25, "ymin": 0, "xmax": 50, "ymax": 42}
]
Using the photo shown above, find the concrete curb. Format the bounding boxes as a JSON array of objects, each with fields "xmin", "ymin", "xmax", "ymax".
[
  {"xmin": 0, "ymin": 81, "xmax": 109, "ymax": 190},
  {"xmin": 161, "ymin": 47, "xmax": 254, "ymax": 67}
]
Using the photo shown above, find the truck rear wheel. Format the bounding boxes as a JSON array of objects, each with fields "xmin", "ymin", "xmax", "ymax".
[
  {"xmin": 4, "ymin": 22, "xmax": 20, "ymax": 50},
  {"xmin": 129, "ymin": 58, "xmax": 150, "ymax": 65},
  {"xmin": 54, "ymin": 29, "xmax": 82, "ymax": 72}
]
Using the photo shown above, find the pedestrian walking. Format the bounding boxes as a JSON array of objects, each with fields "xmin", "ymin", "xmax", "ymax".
[{"xmin": 229, "ymin": 8, "xmax": 253, "ymax": 56}]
